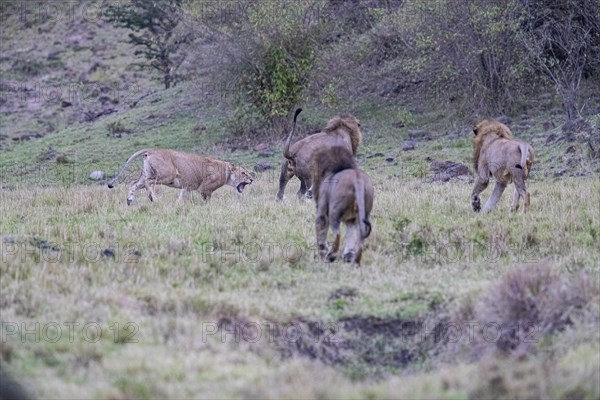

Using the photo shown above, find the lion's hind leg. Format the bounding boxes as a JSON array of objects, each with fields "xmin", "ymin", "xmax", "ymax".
[
  {"xmin": 483, "ymin": 181, "xmax": 507, "ymax": 212},
  {"xmin": 471, "ymin": 175, "xmax": 489, "ymax": 212},
  {"xmin": 276, "ymin": 159, "xmax": 294, "ymax": 201},
  {"xmin": 127, "ymin": 175, "xmax": 146, "ymax": 206},
  {"xmin": 342, "ymin": 222, "xmax": 359, "ymax": 263},
  {"xmin": 326, "ymin": 226, "xmax": 341, "ymax": 263},
  {"xmin": 316, "ymin": 213, "xmax": 330, "ymax": 261},
  {"xmin": 297, "ymin": 177, "xmax": 309, "ymax": 200},
  {"xmin": 147, "ymin": 180, "xmax": 158, "ymax": 202},
  {"xmin": 511, "ymin": 187, "xmax": 520, "ymax": 212},
  {"xmin": 511, "ymin": 176, "xmax": 529, "ymax": 213},
  {"xmin": 324, "ymin": 205, "xmax": 344, "ymax": 262}
]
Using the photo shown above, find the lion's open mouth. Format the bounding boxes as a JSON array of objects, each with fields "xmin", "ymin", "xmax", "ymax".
[{"xmin": 236, "ymin": 180, "xmax": 252, "ymax": 193}]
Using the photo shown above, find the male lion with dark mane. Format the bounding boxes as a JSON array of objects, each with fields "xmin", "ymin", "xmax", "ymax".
[
  {"xmin": 107, "ymin": 149, "xmax": 253, "ymax": 205},
  {"xmin": 276, "ymin": 108, "xmax": 363, "ymax": 201},
  {"xmin": 311, "ymin": 146, "xmax": 374, "ymax": 267},
  {"xmin": 471, "ymin": 119, "xmax": 534, "ymax": 213}
]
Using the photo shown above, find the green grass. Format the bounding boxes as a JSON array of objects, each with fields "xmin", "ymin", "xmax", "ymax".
[
  {"xmin": 1, "ymin": 80, "xmax": 599, "ymax": 398},
  {"xmin": 1, "ymin": 168, "xmax": 598, "ymax": 398},
  {"xmin": 1, "ymin": 80, "xmax": 599, "ymax": 400}
]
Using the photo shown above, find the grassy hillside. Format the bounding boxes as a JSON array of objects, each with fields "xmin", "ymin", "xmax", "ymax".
[{"xmin": 1, "ymin": 1, "xmax": 599, "ymax": 399}]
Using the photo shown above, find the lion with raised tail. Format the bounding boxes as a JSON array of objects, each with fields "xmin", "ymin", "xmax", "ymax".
[
  {"xmin": 276, "ymin": 109, "xmax": 363, "ymax": 201},
  {"xmin": 311, "ymin": 146, "xmax": 374, "ymax": 267},
  {"xmin": 471, "ymin": 120, "xmax": 534, "ymax": 213},
  {"xmin": 107, "ymin": 149, "xmax": 253, "ymax": 205}
]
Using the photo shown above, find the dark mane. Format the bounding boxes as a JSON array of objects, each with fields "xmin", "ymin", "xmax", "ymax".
[{"xmin": 311, "ymin": 146, "xmax": 357, "ymax": 202}]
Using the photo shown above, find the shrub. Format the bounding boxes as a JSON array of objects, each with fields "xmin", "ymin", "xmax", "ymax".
[
  {"xmin": 199, "ymin": 1, "xmax": 325, "ymax": 134},
  {"xmin": 449, "ymin": 263, "xmax": 599, "ymax": 358}
]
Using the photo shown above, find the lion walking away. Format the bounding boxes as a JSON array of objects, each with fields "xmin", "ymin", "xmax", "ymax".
[
  {"xmin": 311, "ymin": 146, "xmax": 374, "ymax": 267},
  {"xmin": 107, "ymin": 149, "xmax": 254, "ymax": 205},
  {"xmin": 277, "ymin": 108, "xmax": 363, "ymax": 201},
  {"xmin": 470, "ymin": 120, "xmax": 534, "ymax": 213}
]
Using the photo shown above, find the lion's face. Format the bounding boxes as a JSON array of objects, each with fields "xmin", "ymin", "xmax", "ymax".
[{"xmin": 227, "ymin": 164, "xmax": 254, "ymax": 193}]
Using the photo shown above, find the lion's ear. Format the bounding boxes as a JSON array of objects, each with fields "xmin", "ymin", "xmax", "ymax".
[
  {"xmin": 229, "ymin": 163, "xmax": 238, "ymax": 171},
  {"xmin": 473, "ymin": 126, "xmax": 479, "ymax": 136}
]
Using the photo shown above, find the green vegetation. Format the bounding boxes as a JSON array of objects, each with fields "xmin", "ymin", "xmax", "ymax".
[
  {"xmin": 1, "ymin": 173, "xmax": 598, "ymax": 398},
  {"xmin": 103, "ymin": 0, "xmax": 193, "ymax": 89},
  {"xmin": 1, "ymin": 0, "xmax": 599, "ymax": 399}
]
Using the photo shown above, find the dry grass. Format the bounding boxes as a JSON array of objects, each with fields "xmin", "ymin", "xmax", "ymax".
[{"xmin": 0, "ymin": 173, "xmax": 598, "ymax": 398}]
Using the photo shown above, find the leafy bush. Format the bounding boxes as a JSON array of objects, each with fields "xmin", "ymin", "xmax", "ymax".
[{"xmin": 199, "ymin": 1, "xmax": 325, "ymax": 134}]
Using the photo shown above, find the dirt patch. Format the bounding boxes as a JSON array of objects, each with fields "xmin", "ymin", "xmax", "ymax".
[{"xmin": 216, "ymin": 313, "xmax": 449, "ymax": 378}]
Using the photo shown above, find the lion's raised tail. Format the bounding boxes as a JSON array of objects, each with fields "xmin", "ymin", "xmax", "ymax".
[
  {"xmin": 355, "ymin": 176, "xmax": 371, "ymax": 239},
  {"xmin": 107, "ymin": 149, "xmax": 149, "ymax": 188},
  {"xmin": 516, "ymin": 143, "xmax": 529, "ymax": 170},
  {"xmin": 283, "ymin": 108, "xmax": 303, "ymax": 160}
]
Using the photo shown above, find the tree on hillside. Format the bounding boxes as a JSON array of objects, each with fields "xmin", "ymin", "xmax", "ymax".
[
  {"xmin": 103, "ymin": 0, "xmax": 193, "ymax": 89},
  {"xmin": 520, "ymin": 0, "xmax": 600, "ymax": 120}
]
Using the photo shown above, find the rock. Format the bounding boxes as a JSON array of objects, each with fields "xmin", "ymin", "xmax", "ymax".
[
  {"xmin": 56, "ymin": 154, "xmax": 70, "ymax": 164},
  {"xmin": 67, "ymin": 34, "xmax": 85, "ymax": 44},
  {"xmin": 61, "ymin": 100, "xmax": 72, "ymax": 108},
  {"xmin": 407, "ymin": 130, "xmax": 429, "ymax": 140},
  {"xmin": 102, "ymin": 249, "xmax": 115, "ymax": 258},
  {"xmin": 254, "ymin": 161, "xmax": 273, "ymax": 172},
  {"xmin": 495, "ymin": 115, "xmax": 512, "ymax": 125},
  {"xmin": 430, "ymin": 160, "xmax": 471, "ymax": 182},
  {"xmin": 542, "ymin": 121, "xmax": 554, "ymax": 131},
  {"xmin": 402, "ymin": 140, "xmax": 416, "ymax": 151},
  {"xmin": 386, "ymin": 157, "xmax": 395, "ymax": 163},
  {"xmin": 565, "ymin": 145, "xmax": 583, "ymax": 155},
  {"xmin": 89, "ymin": 171, "xmax": 104, "ymax": 181},
  {"xmin": 47, "ymin": 51, "xmax": 62, "ymax": 60},
  {"xmin": 254, "ymin": 143, "xmax": 269, "ymax": 152}
]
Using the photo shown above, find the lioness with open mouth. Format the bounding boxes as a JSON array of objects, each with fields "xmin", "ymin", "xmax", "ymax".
[{"xmin": 108, "ymin": 148, "xmax": 254, "ymax": 205}]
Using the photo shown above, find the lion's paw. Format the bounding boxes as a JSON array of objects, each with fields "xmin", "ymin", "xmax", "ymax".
[
  {"xmin": 326, "ymin": 251, "xmax": 338, "ymax": 263},
  {"xmin": 342, "ymin": 252, "xmax": 354, "ymax": 263},
  {"xmin": 472, "ymin": 196, "xmax": 481, "ymax": 212}
]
